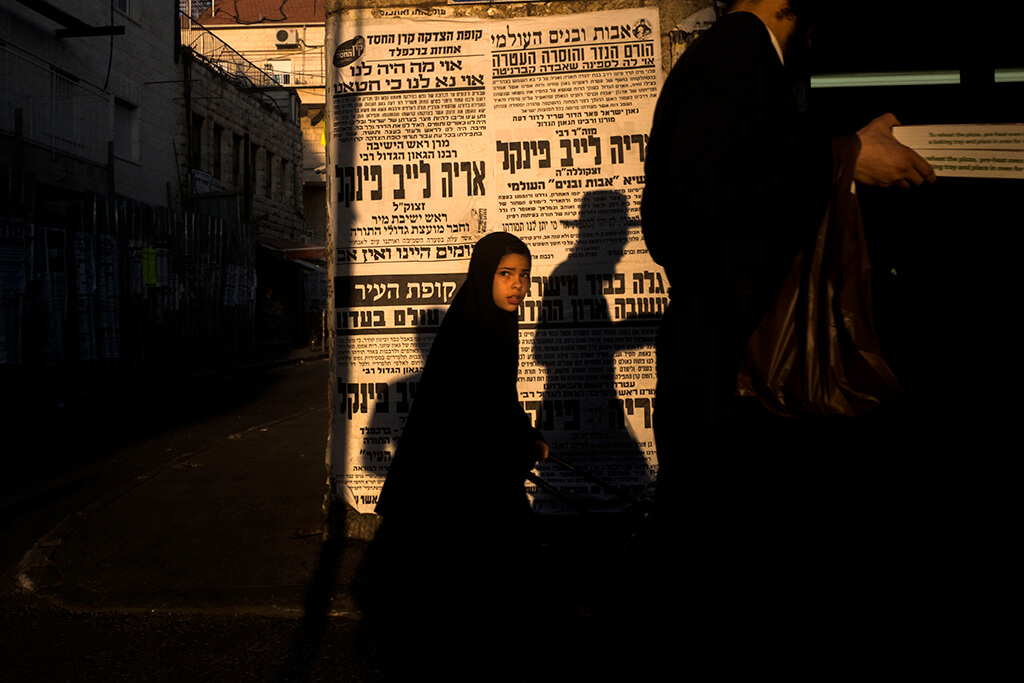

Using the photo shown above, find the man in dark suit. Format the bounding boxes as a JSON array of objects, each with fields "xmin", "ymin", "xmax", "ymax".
[
  {"xmin": 638, "ymin": 0, "xmax": 935, "ymax": 669},
  {"xmin": 642, "ymin": 0, "xmax": 934, "ymax": 515}
]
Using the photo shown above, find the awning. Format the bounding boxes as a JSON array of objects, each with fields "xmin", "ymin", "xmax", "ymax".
[{"xmin": 257, "ymin": 236, "xmax": 327, "ymax": 263}]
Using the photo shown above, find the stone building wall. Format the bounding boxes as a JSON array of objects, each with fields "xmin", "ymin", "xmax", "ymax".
[{"xmin": 183, "ymin": 58, "xmax": 305, "ymax": 241}]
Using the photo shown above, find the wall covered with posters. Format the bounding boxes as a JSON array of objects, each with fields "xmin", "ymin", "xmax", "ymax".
[{"xmin": 326, "ymin": 1, "xmax": 713, "ymax": 519}]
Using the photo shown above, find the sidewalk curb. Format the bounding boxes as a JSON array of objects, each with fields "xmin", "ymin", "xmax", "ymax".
[{"xmin": 14, "ymin": 401, "xmax": 340, "ymax": 619}]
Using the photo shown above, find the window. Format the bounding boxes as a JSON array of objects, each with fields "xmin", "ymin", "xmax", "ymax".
[
  {"xmin": 232, "ymin": 133, "xmax": 242, "ymax": 186},
  {"xmin": 49, "ymin": 71, "xmax": 80, "ymax": 151},
  {"xmin": 277, "ymin": 157, "xmax": 285, "ymax": 200},
  {"xmin": 190, "ymin": 112, "xmax": 204, "ymax": 170},
  {"xmin": 265, "ymin": 149, "xmax": 273, "ymax": 197},
  {"xmin": 248, "ymin": 140, "xmax": 258, "ymax": 193},
  {"xmin": 113, "ymin": 99, "xmax": 138, "ymax": 161},
  {"xmin": 213, "ymin": 123, "xmax": 224, "ymax": 179},
  {"xmin": 264, "ymin": 60, "xmax": 292, "ymax": 86}
]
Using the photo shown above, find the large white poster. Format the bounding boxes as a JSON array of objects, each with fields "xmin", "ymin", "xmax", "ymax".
[{"xmin": 328, "ymin": 8, "xmax": 664, "ymax": 514}]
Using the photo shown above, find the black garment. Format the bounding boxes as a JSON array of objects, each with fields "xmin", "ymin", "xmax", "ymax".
[
  {"xmin": 375, "ymin": 231, "xmax": 543, "ymax": 521},
  {"xmin": 640, "ymin": 11, "xmax": 832, "ymax": 506},
  {"xmin": 636, "ymin": 14, "xmax": 921, "ymax": 674},
  {"xmin": 367, "ymin": 232, "xmax": 542, "ymax": 681}
]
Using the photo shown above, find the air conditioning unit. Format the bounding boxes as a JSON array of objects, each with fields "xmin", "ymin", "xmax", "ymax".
[{"xmin": 275, "ymin": 29, "xmax": 299, "ymax": 48}]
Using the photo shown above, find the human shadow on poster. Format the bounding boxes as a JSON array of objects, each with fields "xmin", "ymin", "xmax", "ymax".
[{"xmin": 528, "ymin": 190, "xmax": 657, "ymax": 514}]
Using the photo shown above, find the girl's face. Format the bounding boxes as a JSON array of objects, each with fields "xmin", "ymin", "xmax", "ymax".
[{"xmin": 492, "ymin": 253, "xmax": 531, "ymax": 312}]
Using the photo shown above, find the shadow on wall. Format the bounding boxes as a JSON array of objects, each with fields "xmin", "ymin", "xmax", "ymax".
[{"xmin": 531, "ymin": 189, "xmax": 655, "ymax": 513}]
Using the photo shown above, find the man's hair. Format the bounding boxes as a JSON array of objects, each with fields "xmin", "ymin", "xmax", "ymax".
[
  {"xmin": 786, "ymin": 1, "xmax": 817, "ymax": 20},
  {"xmin": 727, "ymin": 0, "xmax": 817, "ymax": 18}
]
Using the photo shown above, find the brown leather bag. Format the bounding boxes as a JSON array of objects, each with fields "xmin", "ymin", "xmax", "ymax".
[{"xmin": 736, "ymin": 136, "xmax": 902, "ymax": 417}]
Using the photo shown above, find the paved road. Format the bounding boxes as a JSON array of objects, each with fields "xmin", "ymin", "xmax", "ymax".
[
  {"xmin": 2, "ymin": 356, "xmax": 656, "ymax": 681},
  {"xmin": 2, "ymin": 357, "xmax": 330, "ymax": 570},
  {"xmin": 0, "ymin": 357, "xmax": 393, "ymax": 682}
]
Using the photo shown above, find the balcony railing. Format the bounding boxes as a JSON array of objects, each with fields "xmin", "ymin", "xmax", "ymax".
[
  {"xmin": 0, "ymin": 44, "xmax": 112, "ymax": 165},
  {"xmin": 179, "ymin": 11, "xmax": 288, "ymax": 112}
]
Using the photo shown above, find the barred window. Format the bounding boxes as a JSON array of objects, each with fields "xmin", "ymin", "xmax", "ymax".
[
  {"xmin": 49, "ymin": 71, "xmax": 79, "ymax": 150},
  {"xmin": 114, "ymin": 99, "xmax": 138, "ymax": 161},
  {"xmin": 265, "ymin": 149, "xmax": 273, "ymax": 197}
]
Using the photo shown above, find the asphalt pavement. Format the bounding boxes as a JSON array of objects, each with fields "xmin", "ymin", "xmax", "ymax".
[
  {"xmin": 9, "ymin": 345, "xmax": 998, "ymax": 680},
  {"xmin": 7, "ymin": 346, "xmax": 655, "ymax": 681},
  {"xmin": 14, "ymin": 397, "xmax": 348, "ymax": 618},
  {"xmin": 12, "ymin": 347, "xmax": 358, "ymax": 619}
]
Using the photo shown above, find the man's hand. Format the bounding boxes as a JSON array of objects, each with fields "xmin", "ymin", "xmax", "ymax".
[{"xmin": 854, "ymin": 113, "xmax": 937, "ymax": 189}]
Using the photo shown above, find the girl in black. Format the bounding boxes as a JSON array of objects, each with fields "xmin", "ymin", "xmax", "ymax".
[
  {"xmin": 368, "ymin": 232, "xmax": 547, "ymax": 680},
  {"xmin": 375, "ymin": 230, "xmax": 547, "ymax": 523}
]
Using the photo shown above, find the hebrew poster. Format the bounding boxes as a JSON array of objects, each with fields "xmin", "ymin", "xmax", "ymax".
[{"xmin": 328, "ymin": 7, "xmax": 665, "ymax": 514}]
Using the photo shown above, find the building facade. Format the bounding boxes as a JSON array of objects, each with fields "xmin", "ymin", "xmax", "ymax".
[
  {"xmin": 189, "ymin": 0, "xmax": 327, "ymax": 242},
  {"xmin": 1, "ymin": 0, "xmax": 307, "ymax": 378}
]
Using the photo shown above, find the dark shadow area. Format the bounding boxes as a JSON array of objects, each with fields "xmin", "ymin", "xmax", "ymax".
[
  {"xmin": 352, "ymin": 514, "xmax": 545, "ymax": 682},
  {"xmin": 274, "ymin": 520, "xmax": 353, "ymax": 683},
  {"xmin": 345, "ymin": 348, "xmax": 421, "ymax": 679},
  {"xmin": 0, "ymin": 354, "xmax": 327, "ymax": 575},
  {"xmin": 531, "ymin": 190, "xmax": 654, "ymax": 512},
  {"xmin": 798, "ymin": 24, "xmax": 1021, "ymax": 648},
  {"xmin": 352, "ymin": 510, "xmax": 655, "ymax": 681},
  {"xmin": 267, "ymin": 17, "xmax": 370, "ymax": 679},
  {"xmin": 517, "ymin": 190, "xmax": 659, "ymax": 679},
  {"xmin": 2, "ymin": 356, "xmax": 299, "ymax": 488},
  {"xmin": 857, "ymin": 175, "xmax": 1019, "ymax": 457},
  {"xmin": 347, "ymin": 319, "xmax": 527, "ymax": 681},
  {"xmin": 346, "ymin": 321, "xmax": 648, "ymax": 680}
]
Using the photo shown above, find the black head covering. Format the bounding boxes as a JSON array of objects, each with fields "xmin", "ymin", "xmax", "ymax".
[
  {"xmin": 428, "ymin": 231, "xmax": 530, "ymax": 382},
  {"xmin": 375, "ymin": 232, "xmax": 535, "ymax": 518}
]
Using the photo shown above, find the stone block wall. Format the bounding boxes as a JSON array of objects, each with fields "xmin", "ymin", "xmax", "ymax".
[{"xmin": 183, "ymin": 59, "xmax": 305, "ymax": 241}]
